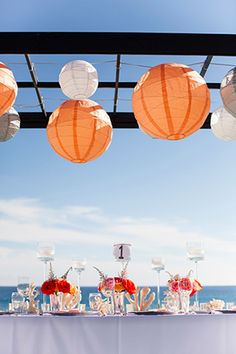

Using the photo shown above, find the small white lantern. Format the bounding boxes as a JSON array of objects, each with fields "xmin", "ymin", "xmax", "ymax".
[
  {"xmin": 211, "ymin": 106, "xmax": 236, "ymax": 141},
  {"xmin": 59, "ymin": 60, "xmax": 98, "ymax": 100},
  {"xmin": 220, "ymin": 67, "xmax": 236, "ymax": 117},
  {"xmin": 0, "ymin": 107, "xmax": 20, "ymax": 142}
]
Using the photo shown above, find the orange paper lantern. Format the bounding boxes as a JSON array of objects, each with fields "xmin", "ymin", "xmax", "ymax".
[
  {"xmin": 47, "ymin": 99, "xmax": 112, "ymax": 163},
  {"xmin": 132, "ymin": 63, "xmax": 210, "ymax": 140},
  {"xmin": 0, "ymin": 63, "xmax": 18, "ymax": 116}
]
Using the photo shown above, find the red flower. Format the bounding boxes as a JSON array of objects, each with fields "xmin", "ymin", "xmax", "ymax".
[
  {"xmin": 57, "ymin": 279, "xmax": 71, "ymax": 293},
  {"xmin": 169, "ymin": 280, "xmax": 179, "ymax": 292},
  {"xmin": 122, "ymin": 278, "xmax": 136, "ymax": 295},
  {"xmin": 179, "ymin": 277, "xmax": 192, "ymax": 291},
  {"xmin": 41, "ymin": 279, "xmax": 57, "ymax": 295}
]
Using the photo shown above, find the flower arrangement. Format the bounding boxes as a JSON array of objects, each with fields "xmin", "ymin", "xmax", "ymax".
[
  {"xmin": 164, "ymin": 271, "xmax": 203, "ymax": 313},
  {"xmin": 41, "ymin": 264, "xmax": 72, "ymax": 296},
  {"xmin": 94, "ymin": 263, "xmax": 136, "ymax": 295},
  {"xmin": 167, "ymin": 271, "xmax": 202, "ymax": 296},
  {"xmin": 41, "ymin": 264, "xmax": 78, "ymax": 311},
  {"xmin": 94, "ymin": 262, "xmax": 136, "ymax": 315}
]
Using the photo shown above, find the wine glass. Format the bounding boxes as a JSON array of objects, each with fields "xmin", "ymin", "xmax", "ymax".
[
  {"xmin": 11, "ymin": 292, "xmax": 24, "ymax": 313},
  {"xmin": 89, "ymin": 293, "xmax": 102, "ymax": 311},
  {"xmin": 17, "ymin": 276, "xmax": 30, "ymax": 305},
  {"xmin": 152, "ymin": 257, "xmax": 165, "ymax": 308},
  {"xmin": 72, "ymin": 258, "xmax": 86, "ymax": 308},
  {"xmin": 37, "ymin": 242, "xmax": 55, "ymax": 310},
  {"xmin": 186, "ymin": 241, "xmax": 205, "ymax": 309}
]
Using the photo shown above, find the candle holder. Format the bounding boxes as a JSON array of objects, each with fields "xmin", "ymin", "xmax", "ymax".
[
  {"xmin": 151, "ymin": 258, "xmax": 165, "ymax": 308},
  {"xmin": 186, "ymin": 241, "xmax": 204, "ymax": 310},
  {"xmin": 36, "ymin": 242, "xmax": 55, "ymax": 310},
  {"xmin": 72, "ymin": 259, "xmax": 86, "ymax": 309}
]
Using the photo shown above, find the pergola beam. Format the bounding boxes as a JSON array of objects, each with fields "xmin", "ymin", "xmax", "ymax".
[
  {"xmin": 17, "ymin": 81, "xmax": 221, "ymax": 89},
  {"xmin": 19, "ymin": 112, "xmax": 212, "ymax": 129},
  {"xmin": 0, "ymin": 32, "xmax": 236, "ymax": 55}
]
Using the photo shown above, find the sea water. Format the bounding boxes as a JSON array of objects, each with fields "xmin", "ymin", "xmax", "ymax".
[{"xmin": 1, "ymin": 286, "xmax": 235, "ymax": 311}]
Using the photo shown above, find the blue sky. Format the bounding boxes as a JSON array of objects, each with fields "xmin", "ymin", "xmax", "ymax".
[{"xmin": 0, "ymin": 0, "xmax": 236, "ymax": 286}]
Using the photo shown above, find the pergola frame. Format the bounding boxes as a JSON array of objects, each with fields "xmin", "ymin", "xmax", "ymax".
[{"xmin": 1, "ymin": 32, "xmax": 236, "ymax": 129}]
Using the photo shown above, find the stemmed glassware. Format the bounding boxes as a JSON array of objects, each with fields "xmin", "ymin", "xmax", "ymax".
[
  {"xmin": 36, "ymin": 242, "xmax": 55, "ymax": 309},
  {"xmin": 17, "ymin": 276, "xmax": 30, "ymax": 298},
  {"xmin": 151, "ymin": 257, "xmax": 165, "ymax": 308},
  {"xmin": 186, "ymin": 241, "xmax": 205, "ymax": 309},
  {"xmin": 72, "ymin": 258, "xmax": 86, "ymax": 309},
  {"xmin": 16, "ymin": 276, "xmax": 30, "ymax": 312}
]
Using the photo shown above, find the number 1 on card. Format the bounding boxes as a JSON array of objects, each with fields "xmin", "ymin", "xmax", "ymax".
[{"xmin": 113, "ymin": 243, "xmax": 131, "ymax": 262}]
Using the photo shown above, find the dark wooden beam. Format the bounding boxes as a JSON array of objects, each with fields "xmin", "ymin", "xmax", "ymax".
[
  {"xmin": 17, "ymin": 81, "xmax": 221, "ymax": 89},
  {"xmin": 19, "ymin": 112, "xmax": 211, "ymax": 129},
  {"xmin": 0, "ymin": 32, "xmax": 236, "ymax": 55}
]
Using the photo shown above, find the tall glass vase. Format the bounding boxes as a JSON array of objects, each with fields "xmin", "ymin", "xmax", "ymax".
[
  {"xmin": 178, "ymin": 290, "xmax": 190, "ymax": 313},
  {"xmin": 50, "ymin": 293, "xmax": 62, "ymax": 312},
  {"xmin": 112, "ymin": 291, "xmax": 125, "ymax": 315}
]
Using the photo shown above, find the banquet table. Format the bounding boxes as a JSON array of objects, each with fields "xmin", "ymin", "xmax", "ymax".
[{"xmin": 0, "ymin": 313, "xmax": 236, "ymax": 354}]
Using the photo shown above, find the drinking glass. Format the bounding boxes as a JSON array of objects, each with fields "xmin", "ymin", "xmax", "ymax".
[
  {"xmin": 11, "ymin": 292, "xmax": 24, "ymax": 313},
  {"xmin": 17, "ymin": 276, "xmax": 30, "ymax": 299},
  {"xmin": 152, "ymin": 257, "xmax": 165, "ymax": 308},
  {"xmin": 89, "ymin": 293, "xmax": 102, "ymax": 311},
  {"xmin": 37, "ymin": 242, "xmax": 55, "ymax": 309},
  {"xmin": 186, "ymin": 241, "xmax": 205, "ymax": 309},
  {"xmin": 72, "ymin": 258, "xmax": 86, "ymax": 308}
]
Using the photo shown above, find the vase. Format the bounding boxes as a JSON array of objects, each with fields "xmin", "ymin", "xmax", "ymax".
[
  {"xmin": 179, "ymin": 290, "xmax": 190, "ymax": 313},
  {"xmin": 112, "ymin": 291, "xmax": 125, "ymax": 315},
  {"xmin": 50, "ymin": 293, "xmax": 62, "ymax": 311},
  {"xmin": 163, "ymin": 290, "xmax": 180, "ymax": 313}
]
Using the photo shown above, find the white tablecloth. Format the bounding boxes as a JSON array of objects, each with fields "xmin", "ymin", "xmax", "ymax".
[{"xmin": 0, "ymin": 313, "xmax": 236, "ymax": 354}]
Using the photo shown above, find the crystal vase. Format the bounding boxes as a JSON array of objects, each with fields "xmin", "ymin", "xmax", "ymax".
[
  {"xmin": 112, "ymin": 291, "xmax": 125, "ymax": 315},
  {"xmin": 179, "ymin": 290, "xmax": 190, "ymax": 313},
  {"xmin": 50, "ymin": 293, "xmax": 62, "ymax": 312}
]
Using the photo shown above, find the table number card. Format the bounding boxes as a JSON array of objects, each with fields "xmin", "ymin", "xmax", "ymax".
[{"xmin": 113, "ymin": 243, "xmax": 131, "ymax": 262}]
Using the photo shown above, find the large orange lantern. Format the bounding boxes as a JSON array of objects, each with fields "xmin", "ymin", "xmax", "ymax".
[
  {"xmin": 0, "ymin": 63, "xmax": 18, "ymax": 116},
  {"xmin": 47, "ymin": 99, "xmax": 112, "ymax": 163},
  {"xmin": 132, "ymin": 63, "xmax": 210, "ymax": 140}
]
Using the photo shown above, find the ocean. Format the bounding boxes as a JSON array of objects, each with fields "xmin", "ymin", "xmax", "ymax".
[{"xmin": 1, "ymin": 286, "xmax": 236, "ymax": 311}]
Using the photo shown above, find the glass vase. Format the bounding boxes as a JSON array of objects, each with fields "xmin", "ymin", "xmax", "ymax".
[
  {"xmin": 50, "ymin": 293, "xmax": 62, "ymax": 312},
  {"xmin": 179, "ymin": 290, "xmax": 190, "ymax": 313},
  {"xmin": 112, "ymin": 291, "xmax": 125, "ymax": 315}
]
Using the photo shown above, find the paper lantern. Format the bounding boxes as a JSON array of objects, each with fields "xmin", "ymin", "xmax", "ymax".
[
  {"xmin": 59, "ymin": 60, "xmax": 98, "ymax": 100},
  {"xmin": 0, "ymin": 107, "xmax": 20, "ymax": 142},
  {"xmin": 132, "ymin": 63, "xmax": 210, "ymax": 140},
  {"xmin": 47, "ymin": 99, "xmax": 112, "ymax": 163},
  {"xmin": 211, "ymin": 106, "xmax": 236, "ymax": 141},
  {"xmin": 220, "ymin": 67, "xmax": 236, "ymax": 117},
  {"xmin": 0, "ymin": 63, "xmax": 18, "ymax": 116}
]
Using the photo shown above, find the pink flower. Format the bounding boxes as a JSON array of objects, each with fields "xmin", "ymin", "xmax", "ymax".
[
  {"xmin": 179, "ymin": 277, "xmax": 192, "ymax": 291},
  {"xmin": 104, "ymin": 277, "xmax": 115, "ymax": 290}
]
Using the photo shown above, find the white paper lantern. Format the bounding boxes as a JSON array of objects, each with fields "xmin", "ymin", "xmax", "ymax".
[
  {"xmin": 59, "ymin": 60, "xmax": 98, "ymax": 100},
  {"xmin": 211, "ymin": 106, "xmax": 236, "ymax": 141},
  {"xmin": 220, "ymin": 67, "xmax": 236, "ymax": 117},
  {"xmin": 0, "ymin": 107, "xmax": 20, "ymax": 142}
]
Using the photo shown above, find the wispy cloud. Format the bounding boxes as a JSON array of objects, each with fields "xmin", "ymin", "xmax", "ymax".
[{"xmin": 0, "ymin": 197, "xmax": 235, "ymax": 285}]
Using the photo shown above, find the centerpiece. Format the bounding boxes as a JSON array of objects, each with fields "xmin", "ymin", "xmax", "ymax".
[
  {"xmin": 164, "ymin": 271, "xmax": 202, "ymax": 313},
  {"xmin": 94, "ymin": 262, "xmax": 136, "ymax": 315},
  {"xmin": 41, "ymin": 263, "xmax": 78, "ymax": 311}
]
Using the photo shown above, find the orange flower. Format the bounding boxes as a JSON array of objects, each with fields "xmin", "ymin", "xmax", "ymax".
[
  {"xmin": 70, "ymin": 285, "xmax": 78, "ymax": 296},
  {"xmin": 190, "ymin": 279, "xmax": 202, "ymax": 297},
  {"xmin": 122, "ymin": 278, "xmax": 136, "ymax": 295},
  {"xmin": 114, "ymin": 277, "xmax": 125, "ymax": 292}
]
